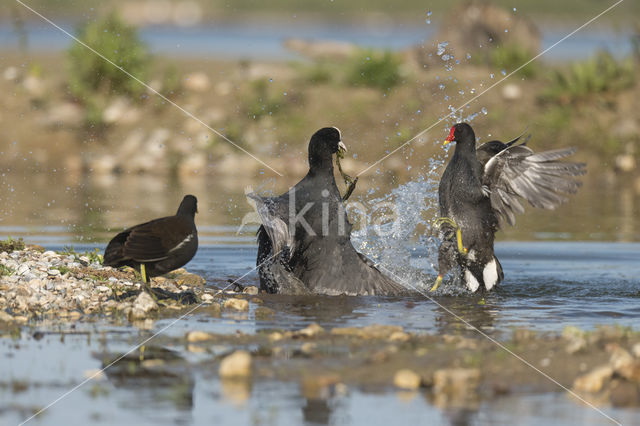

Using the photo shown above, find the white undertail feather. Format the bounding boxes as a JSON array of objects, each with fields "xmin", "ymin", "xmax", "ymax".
[
  {"xmin": 483, "ymin": 259, "xmax": 499, "ymax": 291},
  {"xmin": 464, "ymin": 269, "xmax": 480, "ymax": 292},
  {"xmin": 169, "ymin": 233, "xmax": 194, "ymax": 253}
]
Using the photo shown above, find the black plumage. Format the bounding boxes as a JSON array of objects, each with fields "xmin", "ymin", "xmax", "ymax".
[
  {"xmin": 433, "ymin": 123, "xmax": 585, "ymax": 293},
  {"xmin": 103, "ymin": 195, "xmax": 199, "ymax": 282},
  {"xmin": 251, "ymin": 127, "xmax": 406, "ymax": 296}
]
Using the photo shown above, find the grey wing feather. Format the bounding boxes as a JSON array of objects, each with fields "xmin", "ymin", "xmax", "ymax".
[
  {"xmin": 247, "ymin": 192, "xmax": 294, "ymax": 258},
  {"xmin": 483, "ymin": 144, "xmax": 586, "ymax": 226}
]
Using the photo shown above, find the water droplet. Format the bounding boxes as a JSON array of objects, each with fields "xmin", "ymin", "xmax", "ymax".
[
  {"xmin": 459, "ymin": 90, "xmax": 464, "ymax": 95},
  {"xmin": 501, "ymin": 69, "xmax": 507, "ymax": 76},
  {"xmin": 490, "ymin": 73, "xmax": 495, "ymax": 79},
  {"xmin": 481, "ymin": 107, "xmax": 488, "ymax": 115},
  {"xmin": 513, "ymin": 7, "xmax": 517, "ymax": 12},
  {"xmin": 427, "ymin": 10, "xmax": 432, "ymax": 17},
  {"xmin": 466, "ymin": 53, "xmax": 472, "ymax": 60},
  {"xmin": 269, "ymin": 78, "xmax": 273, "ymax": 82},
  {"xmin": 504, "ymin": 29, "xmax": 509, "ymax": 33},
  {"xmin": 436, "ymin": 41, "xmax": 448, "ymax": 56},
  {"xmin": 438, "ymin": 84, "xmax": 445, "ymax": 90},
  {"xmin": 441, "ymin": 54, "xmax": 450, "ymax": 61},
  {"xmin": 425, "ymin": 19, "xmax": 431, "ymax": 24}
]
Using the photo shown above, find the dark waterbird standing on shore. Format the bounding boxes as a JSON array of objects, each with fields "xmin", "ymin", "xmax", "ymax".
[
  {"xmin": 250, "ymin": 127, "xmax": 406, "ymax": 296},
  {"xmin": 432, "ymin": 123, "xmax": 586, "ymax": 293},
  {"xmin": 103, "ymin": 195, "xmax": 199, "ymax": 297}
]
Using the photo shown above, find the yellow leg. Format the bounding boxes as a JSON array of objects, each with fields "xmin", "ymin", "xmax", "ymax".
[
  {"xmin": 456, "ymin": 228, "xmax": 468, "ymax": 256},
  {"xmin": 140, "ymin": 263, "xmax": 148, "ymax": 283},
  {"xmin": 434, "ymin": 217, "xmax": 468, "ymax": 257},
  {"xmin": 430, "ymin": 275, "xmax": 443, "ymax": 292}
]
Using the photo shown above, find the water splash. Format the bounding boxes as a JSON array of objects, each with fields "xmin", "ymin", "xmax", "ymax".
[
  {"xmin": 436, "ymin": 41, "xmax": 448, "ymax": 56},
  {"xmin": 351, "ymin": 159, "xmax": 444, "ymax": 289}
]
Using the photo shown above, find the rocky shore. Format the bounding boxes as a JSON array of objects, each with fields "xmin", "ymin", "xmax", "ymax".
[{"xmin": 0, "ymin": 245, "xmax": 257, "ymax": 323}]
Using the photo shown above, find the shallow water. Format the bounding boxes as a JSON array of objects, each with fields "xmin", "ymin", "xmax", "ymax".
[{"xmin": 1, "ymin": 237, "xmax": 639, "ymax": 425}]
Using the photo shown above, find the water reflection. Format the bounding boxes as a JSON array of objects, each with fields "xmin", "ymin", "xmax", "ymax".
[{"xmin": 0, "ymin": 171, "xmax": 638, "ymax": 244}]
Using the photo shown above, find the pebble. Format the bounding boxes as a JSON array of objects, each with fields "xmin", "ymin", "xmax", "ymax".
[
  {"xmin": 294, "ymin": 323, "xmax": 324, "ymax": 338},
  {"xmin": 223, "ymin": 298, "xmax": 249, "ymax": 312},
  {"xmin": 187, "ymin": 331, "xmax": 215, "ymax": 343},
  {"xmin": 389, "ymin": 331, "xmax": 411, "ymax": 343},
  {"xmin": 393, "ymin": 369, "xmax": 422, "ymax": 390},
  {"xmin": 0, "ymin": 248, "xmax": 205, "ymax": 319},
  {"xmin": 573, "ymin": 365, "xmax": 613, "ymax": 393},
  {"xmin": 242, "ymin": 286, "xmax": 259, "ymax": 295},
  {"xmin": 219, "ymin": 350, "xmax": 252, "ymax": 379},
  {"xmin": 433, "ymin": 368, "xmax": 481, "ymax": 392}
]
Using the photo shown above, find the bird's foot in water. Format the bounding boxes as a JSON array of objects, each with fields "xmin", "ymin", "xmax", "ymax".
[
  {"xmin": 430, "ymin": 275, "xmax": 443, "ymax": 292},
  {"xmin": 433, "ymin": 217, "xmax": 468, "ymax": 256}
]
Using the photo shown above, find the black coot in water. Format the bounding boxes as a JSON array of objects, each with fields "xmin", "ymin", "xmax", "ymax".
[
  {"xmin": 250, "ymin": 127, "xmax": 406, "ymax": 296},
  {"xmin": 433, "ymin": 123, "xmax": 585, "ymax": 293},
  {"xmin": 103, "ymin": 195, "xmax": 198, "ymax": 295}
]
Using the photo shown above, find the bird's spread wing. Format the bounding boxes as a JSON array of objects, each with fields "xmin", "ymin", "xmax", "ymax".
[
  {"xmin": 248, "ymin": 192, "xmax": 294, "ymax": 258},
  {"xmin": 481, "ymin": 139, "xmax": 586, "ymax": 226}
]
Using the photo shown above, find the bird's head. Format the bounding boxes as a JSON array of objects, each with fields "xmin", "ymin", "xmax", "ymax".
[
  {"xmin": 177, "ymin": 195, "xmax": 198, "ymax": 216},
  {"xmin": 308, "ymin": 127, "xmax": 347, "ymax": 166},
  {"xmin": 444, "ymin": 122, "xmax": 475, "ymax": 146}
]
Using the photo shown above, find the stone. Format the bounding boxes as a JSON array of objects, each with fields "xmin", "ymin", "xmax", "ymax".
[
  {"xmin": 617, "ymin": 361, "xmax": 640, "ymax": 383},
  {"xmin": 130, "ymin": 292, "xmax": 158, "ymax": 319},
  {"xmin": 433, "ymin": 368, "xmax": 481, "ymax": 392},
  {"xmin": 389, "ymin": 331, "xmax": 411, "ymax": 343},
  {"xmin": 223, "ymin": 298, "xmax": 249, "ymax": 312},
  {"xmin": 573, "ymin": 365, "xmax": 614, "ymax": 393},
  {"xmin": 393, "ymin": 369, "xmax": 422, "ymax": 390},
  {"xmin": 219, "ymin": 350, "xmax": 252, "ymax": 379},
  {"xmin": 242, "ymin": 286, "xmax": 259, "ymax": 295},
  {"xmin": 269, "ymin": 332, "xmax": 284, "ymax": 342},
  {"xmin": 294, "ymin": 323, "xmax": 324, "ymax": 338},
  {"xmin": 566, "ymin": 337, "xmax": 587, "ymax": 354},
  {"xmin": 174, "ymin": 272, "xmax": 205, "ymax": 287},
  {"xmin": 187, "ymin": 331, "xmax": 215, "ymax": 343},
  {"xmin": 632, "ymin": 343, "xmax": 640, "ymax": 359},
  {"xmin": 608, "ymin": 344, "xmax": 634, "ymax": 372},
  {"xmin": 331, "ymin": 324, "xmax": 403, "ymax": 339}
]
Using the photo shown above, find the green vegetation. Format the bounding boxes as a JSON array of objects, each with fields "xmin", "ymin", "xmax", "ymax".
[
  {"xmin": 544, "ymin": 51, "xmax": 636, "ymax": 104},
  {"xmin": 244, "ymin": 78, "xmax": 287, "ymax": 119},
  {"xmin": 347, "ymin": 49, "xmax": 404, "ymax": 91},
  {"xmin": 0, "ymin": 264, "xmax": 14, "ymax": 276},
  {"xmin": 58, "ymin": 247, "xmax": 104, "ymax": 265},
  {"xmin": 0, "ymin": 237, "xmax": 25, "ymax": 253},
  {"xmin": 67, "ymin": 12, "xmax": 150, "ymax": 100},
  {"xmin": 489, "ymin": 44, "xmax": 539, "ymax": 78},
  {"xmin": 53, "ymin": 265, "xmax": 72, "ymax": 276}
]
